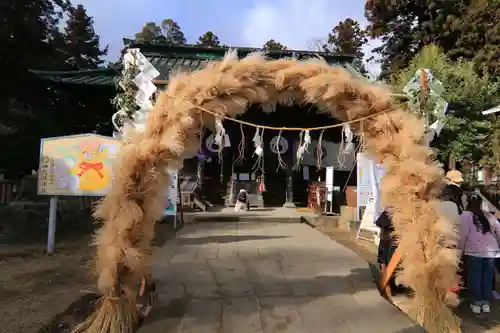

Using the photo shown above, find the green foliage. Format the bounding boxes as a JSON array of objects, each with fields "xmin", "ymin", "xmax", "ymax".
[
  {"xmin": 0, "ymin": 0, "xmax": 109, "ymax": 176},
  {"xmin": 197, "ymin": 31, "xmax": 221, "ymax": 47},
  {"xmin": 161, "ymin": 19, "xmax": 186, "ymax": 45},
  {"xmin": 262, "ymin": 39, "xmax": 287, "ymax": 51},
  {"xmin": 135, "ymin": 19, "xmax": 187, "ymax": 45},
  {"xmin": 134, "ymin": 22, "xmax": 165, "ymax": 43},
  {"xmin": 365, "ymin": 0, "xmax": 500, "ymax": 78},
  {"xmin": 322, "ymin": 18, "xmax": 367, "ymax": 56},
  {"xmin": 392, "ymin": 45, "xmax": 500, "ymax": 162},
  {"xmin": 63, "ymin": 4, "xmax": 108, "ymax": 69},
  {"xmin": 112, "ymin": 64, "xmax": 138, "ymax": 120}
]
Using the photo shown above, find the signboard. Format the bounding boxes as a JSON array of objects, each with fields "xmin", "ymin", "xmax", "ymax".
[
  {"xmin": 359, "ymin": 199, "xmax": 380, "ymax": 233},
  {"xmin": 325, "ymin": 166, "xmax": 334, "ymax": 202},
  {"xmin": 38, "ymin": 134, "xmax": 119, "ymax": 196},
  {"xmin": 356, "ymin": 153, "xmax": 385, "ymax": 219},
  {"xmin": 356, "ymin": 153, "xmax": 374, "ymax": 207},
  {"xmin": 164, "ymin": 169, "xmax": 178, "ymax": 216}
]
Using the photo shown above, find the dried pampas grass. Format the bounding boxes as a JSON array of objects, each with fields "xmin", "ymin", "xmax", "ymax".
[{"xmin": 80, "ymin": 50, "xmax": 460, "ymax": 333}]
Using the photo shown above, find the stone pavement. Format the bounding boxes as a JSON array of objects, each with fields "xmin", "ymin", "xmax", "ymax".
[{"xmin": 139, "ymin": 222, "xmax": 425, "ymax": 333}]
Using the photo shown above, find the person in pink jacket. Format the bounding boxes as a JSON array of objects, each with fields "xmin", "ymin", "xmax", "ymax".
[{"xmin": 458, "ymin": 192, "xmax": 500, "ymax": 314}]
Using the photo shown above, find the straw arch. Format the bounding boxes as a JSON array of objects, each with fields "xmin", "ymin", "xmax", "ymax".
[{"xmin": 84, "ymin": 51, "xmax": 460, "ymax": 333}]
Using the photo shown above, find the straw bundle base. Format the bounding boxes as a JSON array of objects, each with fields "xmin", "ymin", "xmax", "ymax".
[
  {"xmin": 408, "ymin": 293, "xmax": 461, "ymax": 333},
  {"xmin": 71, "ymin": 297, "xmax": 139, "ymax": 333}
]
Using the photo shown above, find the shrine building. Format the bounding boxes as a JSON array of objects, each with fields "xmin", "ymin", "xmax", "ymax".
[{"xmin": 31, "ymin": 39, "xmax": 386, "ymax": 209}]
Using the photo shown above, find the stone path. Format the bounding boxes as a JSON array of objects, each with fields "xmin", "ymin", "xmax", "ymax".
[{"xmin": 139, "ymin": 222, "xmax": 424, "ymax": 333}]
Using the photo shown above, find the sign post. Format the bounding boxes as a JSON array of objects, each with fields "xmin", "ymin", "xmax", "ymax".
[{"xmin": 47, "ymin": 196, "xmax": 58, "ymax": 253}]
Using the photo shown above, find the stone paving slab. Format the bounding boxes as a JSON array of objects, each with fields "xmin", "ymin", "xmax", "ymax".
[{"xmin": 139, "ymin": 222, "xmax": 425, "ymax": 333}]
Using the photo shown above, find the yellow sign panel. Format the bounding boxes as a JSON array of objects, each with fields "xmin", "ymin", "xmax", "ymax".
[{"xmin": 38, "ymin": 134, "xmax": 119, "ymax": 196}]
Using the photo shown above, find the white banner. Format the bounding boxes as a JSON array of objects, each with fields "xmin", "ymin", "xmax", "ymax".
[
  {"xmin": 164, "ymin": 169, "xmax": 178, "ymax": 216},
  {"xmin": 356, "ymin": 153, "xmax": 384, "ymax": 223}
]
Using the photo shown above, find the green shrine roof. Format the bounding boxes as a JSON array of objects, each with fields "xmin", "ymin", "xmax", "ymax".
[{"xmin": 30, "ymin": 39, "xmax": 358, "ymax": 87}]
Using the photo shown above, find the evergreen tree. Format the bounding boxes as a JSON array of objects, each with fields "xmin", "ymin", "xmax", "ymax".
[
  {"xmin": 63, "ymin": 4, "xmax": 108, "ymax": 69},
  {"xmin": 262, "ymin": 39, "xmax": 287, "ymax": 50},
  {"xmin": 323, "ymin": 18, "xmax": 367, "ymax": 55},
  {"xmin": 161, "ymin": 18, "xmax": 186, "ymax": 45},
  {"xmin": 0, "ymin": 0, "xmax": 75, "ymax": 175},
  {"xmin": 197, "ymin": 31, "xmax": 220, "ymax": 47},
  {"xmin": 449, "ymin": 0, "xmax": 500, "ymax": 75},
  {"xmin": 364, "ymin": 0, "xmax": 467, "ymax": 77},
  {"xmin": 135, "ymin": 22, "xmax": 165, "ymax": 43}
]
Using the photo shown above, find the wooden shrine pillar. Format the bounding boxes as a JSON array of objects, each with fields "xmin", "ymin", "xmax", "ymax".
[{"xmin": 283, "ymin": 133, "xmax": 295, "ymax": 208}]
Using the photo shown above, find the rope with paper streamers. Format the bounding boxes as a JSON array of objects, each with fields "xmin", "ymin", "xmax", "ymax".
[
  {"xmin": 273, "ymin": 130, "xmax": 287, "ymax": 171},
  {"xmin": 234, "ymin": 123, "xmax": 246, "ymax": 164},
  {"xmin": 174, "ymin": 95, "xmax": 395, "ymax": 170}
]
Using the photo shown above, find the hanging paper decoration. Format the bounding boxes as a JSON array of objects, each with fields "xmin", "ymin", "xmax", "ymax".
[
  {"xmin": 252, "ymin": 128, "xmax": 265, "ymax": 173},
  {"xmin": 270, "ymin": 135, "xmax": 289, "ymax": 154},
  {"xmin": 234, "ymin": 123, "xmax": 246, "ymax": 164},
  {"xmin": 253, "ymin": 128, "xmax": 263, "ymax": 157},
  {"xmin": 214, "ymin": 119, "xmax": 225, "ymax": 145},
  {"xmin": 295, "ymin": 130, "xmax": 311, "ymax": 168},
  {"xmin": 112, "ymin": 48, "xmax": 160, "ymax": 140},
  {"xmin": 271, "ymin": 131, "xmax": 287, "ymax": 170},
  {"xmin": 205, "ymin": 134, "xmax": 219, "ymax": 153},
  {"xmin": 403, "ymin": 68, "xmax": 448, "ymax": 146},
  {"xmin": 338, "ymin": 124, "xmax": 354, "ymax": 168}
]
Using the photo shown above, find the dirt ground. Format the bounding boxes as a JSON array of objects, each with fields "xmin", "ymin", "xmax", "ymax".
[
  {"xmin": 0, "ymin": 201, "xmax": 100, "ymax": 333},
  {"xmin": 320, "ymin": 225, "xmax": 500, "ymax": 333},
  {"xmin": 0, "ymin": 238, "xmax": 96, "ymax": 333}
]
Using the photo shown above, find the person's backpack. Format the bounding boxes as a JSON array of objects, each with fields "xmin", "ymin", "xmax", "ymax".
[
  {"xmin": 237, "ymin": 191, "xmax": 247, "ymax": 202},
  {"xmin": 375, "ymin": 210, "xmax": 393, "ymax": 231}
]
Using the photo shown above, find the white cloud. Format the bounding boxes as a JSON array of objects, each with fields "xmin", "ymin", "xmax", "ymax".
[{"xmin": 241, "ymin": 0, "xmax": 381, "ymax": 76}]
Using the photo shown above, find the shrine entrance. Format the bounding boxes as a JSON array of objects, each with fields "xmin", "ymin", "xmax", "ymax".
[{"xmin": 198, "ymin": 105, "xmax": 345, "ymax": 208}]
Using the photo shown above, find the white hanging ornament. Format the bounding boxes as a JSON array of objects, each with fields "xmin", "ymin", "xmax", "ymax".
[
  {"xmin": 214, "ymin": 119, "xmax": 226, "ymax": 148},
  {"xmin": 270, "ymin": 136, "xmax": 289, "ymax": 154},
  {"xmin": 295, "ymin": 130, "xmax": 311, "ymax": 164},
  {"xmin": 303, "ymin": 130, "xmax": 311, "ymax": 151},
  {"xmin": 205, "ymin": 134, "xmax": 219, "ymax": 153},
  {"xmin": 253, "ymin": 128, "xmax": 263, "ymax": 156},
  {"xmin": 342, "ymin": 124, "xmax": 354, "ymax": 153}
]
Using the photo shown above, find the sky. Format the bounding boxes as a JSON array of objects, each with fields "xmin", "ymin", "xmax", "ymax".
[{"xmin": 76, "ymin": 0, "xmax": 381, "ymax": 75}]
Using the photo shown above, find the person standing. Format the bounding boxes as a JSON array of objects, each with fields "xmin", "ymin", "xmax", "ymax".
[
  {"xmin": 458, "ymin": 193, "xmax": 500, "ymax": 314},
  {"xmin": 440, "ymin": 170, "xmax": 465, "ymax": 214}
]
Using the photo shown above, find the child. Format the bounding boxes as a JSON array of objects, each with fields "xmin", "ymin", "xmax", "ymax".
[{"xmin": 458, "ymin": 193, "xmax": 500, "ymax": 314}]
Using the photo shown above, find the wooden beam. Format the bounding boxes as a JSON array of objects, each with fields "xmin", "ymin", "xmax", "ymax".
[{"xmin": 379, "ymin": 246, "xmax": 402, "ymax": 297}]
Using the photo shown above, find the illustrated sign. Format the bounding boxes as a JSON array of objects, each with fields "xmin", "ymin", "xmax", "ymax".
[
  {"xmin": 164, "ymin": 169, "xmax": 178, "ymax": 216},
  {"xmin": 38, "ymin": 134, "xmax": 119, "ymax": 196}
]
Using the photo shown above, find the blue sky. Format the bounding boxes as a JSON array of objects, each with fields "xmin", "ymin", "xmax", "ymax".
[{"xmin": 77, "ymin": 0, "xmax": 381, "ymax": 74}]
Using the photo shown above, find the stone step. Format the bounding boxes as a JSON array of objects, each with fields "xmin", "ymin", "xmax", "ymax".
[{"xmin": 190, "ymin": 215, "xmax": 303, "ymax": 223}]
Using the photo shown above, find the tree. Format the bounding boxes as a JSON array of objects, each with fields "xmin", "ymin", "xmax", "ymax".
[
  {"xmin": 449, "ymin": 0, "xmax": 500, "ymax": 75},
  {"xmin": 323, "ymin": 18, "xmax": 367, "ymax": 55},
  {"xmin": 364, "ymin": 0, "xmax": 467, "ymax": 77},
  {"xmin": 262, "ymin": 39, "xmax": 287, "ymax": 51},
  {"xmin": 134, "ymin": 22, "xmax": 165, "ymax": 43},
  {"xmin": 197, "ymin": 31, "xmax": 220, "ymax": 47},
  {"xmin": 161, "ymin": 19, "xmax": 186, "ymax": 45},
  {"xmin": 0, "ymin": 0, "xmax": 75, "ymax": 175},
  {"xmin": 392, "ymin": 45, "xmax": 500, "ymax": 164},
  {"xmin": 63, "ymin": 4, "xmax": 108, "ymax": 69}
]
